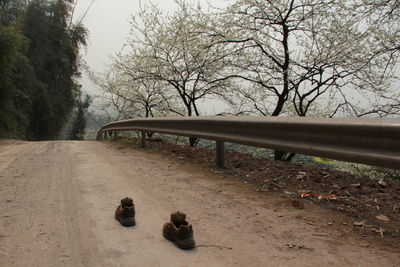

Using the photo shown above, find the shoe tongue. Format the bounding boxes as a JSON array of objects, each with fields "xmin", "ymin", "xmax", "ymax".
[
  {"xmin": 171, "ymin": 211, "xmax": 186, "ymax": 224},
  {"xmin": 121, "ymin": 197, "xmax": 133, "ymax": 207}
]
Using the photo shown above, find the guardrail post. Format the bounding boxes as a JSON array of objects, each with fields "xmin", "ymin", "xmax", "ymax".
[
  {"xmin": 140, "ymin": 131, "xmax": 146, "ymax": 148},
  {"xmin": 216, "ymin": 141, "xmax": 225, "ymax": 168}
]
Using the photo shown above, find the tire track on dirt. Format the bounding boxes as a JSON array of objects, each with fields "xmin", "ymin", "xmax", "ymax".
[{"xmin": 0, "ymin": 141, "xmax": 98, "ymax": 266}]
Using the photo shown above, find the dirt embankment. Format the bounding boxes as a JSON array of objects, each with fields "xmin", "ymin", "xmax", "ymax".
[{"xmin": 129, "ymin": 137, "xmax": 400, "ymax": 235}]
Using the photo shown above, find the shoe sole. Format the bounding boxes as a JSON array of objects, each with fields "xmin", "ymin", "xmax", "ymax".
[
  {"xmin": 163, "ymin": 232, "xmax": 195, "ymax": 249},
  {"xmin": 116, "ymin": 216, "xmax": 136, "ymax": 227}
]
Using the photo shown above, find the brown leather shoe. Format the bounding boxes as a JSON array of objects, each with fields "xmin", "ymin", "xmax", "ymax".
[
  {"xmin": 163, "ymin": 211, "xmax": 195, "ymax": 249},
  {"xmin": 115, "ymin": 197, "xmax": 136, "ymax": 226}
]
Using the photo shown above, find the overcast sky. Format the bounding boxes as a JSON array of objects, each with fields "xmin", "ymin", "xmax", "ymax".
[
  {"xmin": 73, "ymin": 0, "xmax": 228, "ymax": 97},
  {"xmin": 73, "ymin": 0, "xmax": 172, "ymax": 95}
]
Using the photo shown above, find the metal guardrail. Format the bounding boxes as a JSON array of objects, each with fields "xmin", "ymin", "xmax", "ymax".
[{"xmin": 97, "ymin": 116, "xmax": 400, "ymax": 169}]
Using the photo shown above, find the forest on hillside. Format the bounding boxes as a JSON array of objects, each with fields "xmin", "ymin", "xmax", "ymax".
[{"xmin": 0, "ymin": 0, "xmax": 87, "ymax": 140}]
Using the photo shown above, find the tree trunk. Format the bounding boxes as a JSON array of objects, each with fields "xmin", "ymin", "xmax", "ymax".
[{"xmin": 189, "ymin": 137, "xmax": 198, "ymax": 147}]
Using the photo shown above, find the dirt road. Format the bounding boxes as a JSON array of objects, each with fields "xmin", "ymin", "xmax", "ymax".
[{"xmin": 0, "ymin": 141, "xmax": 399, "ymax": 266}]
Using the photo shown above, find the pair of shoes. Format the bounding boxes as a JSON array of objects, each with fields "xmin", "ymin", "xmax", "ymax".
[
  {"xmin": 163, "ymin": 211, "xmax": 195, "ymax": 249},
  {"xmin": 115, "ymin": 197, "xmax": 136, "ymax": 226},
  {"xmin": 114, "ymin": 198, "xmax": 195, "ymax": 249}
]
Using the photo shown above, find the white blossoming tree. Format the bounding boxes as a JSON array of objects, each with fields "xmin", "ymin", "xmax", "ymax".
[
  {"xmin": 194, "ymin": 0, "xmax": 399, "ymax": 159},
  {"xmin": 203, "ymin": 0, "xmax": 399, "ymax": 118},
  {"xmin": 112, "ymin": 1, "xmax": 231, "ymax": 145}
]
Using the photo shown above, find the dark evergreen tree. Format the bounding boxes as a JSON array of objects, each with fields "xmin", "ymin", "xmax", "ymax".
[
  {"xmin": 68, "ymin": 94, "xmax": 91, "ymax": 140},
  {"xmin": 0, "ymin": 0, "xmax": 36, "ymax": 138},
  {"xmin": 0, "ymin": 0, "xmax": 87, "ymax": 140},
  {"xmin": 23, "ymin": 0, "xmax": 87, "ymax": 140}
]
